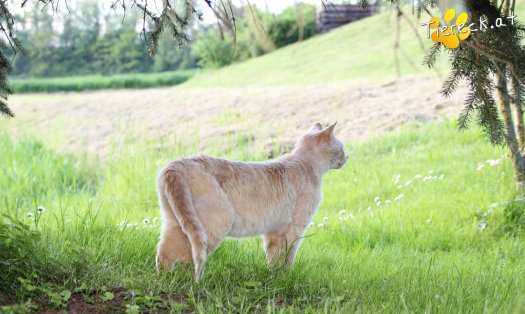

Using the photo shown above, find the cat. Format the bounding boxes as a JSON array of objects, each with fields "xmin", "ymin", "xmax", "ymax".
[{"xmin": 155, "ymin": 122, "xmax": 347, "ymax": 281}]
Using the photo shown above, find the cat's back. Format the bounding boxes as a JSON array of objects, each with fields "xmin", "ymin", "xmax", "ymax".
[{"xmin": 164, "ymin": 154, "xmax": 298, "ymax": 187}]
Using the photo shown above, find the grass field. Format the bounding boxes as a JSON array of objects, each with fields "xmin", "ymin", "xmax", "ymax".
[
  {"xmin": 2, "ymin": 120, "xmax": 524, "ymax": 313},
  {"xmin": 9, "ymin": 70, "xmax": 196, "ymax": 93}
]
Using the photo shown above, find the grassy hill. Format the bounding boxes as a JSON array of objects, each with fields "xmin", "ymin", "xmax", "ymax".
[
  {"xmin": 185, "ymin": 2, "xmax": 525, "ymax": 87},
  {"xmin": 185, "ymin": 8, "xmax": 445, "ymax": 87}
]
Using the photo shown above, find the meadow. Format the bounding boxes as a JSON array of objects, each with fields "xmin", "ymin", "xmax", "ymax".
[
  {"xmin": 2, "ymin": 120, "xmax": 524, "ymax": 313},
  {"xmin": 9, "ymin": 70, "xmax": 196, "ymax": 93}
]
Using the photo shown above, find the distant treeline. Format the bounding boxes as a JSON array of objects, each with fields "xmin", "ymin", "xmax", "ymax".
[
  {"xmin": 8, "ymin": 2, "xmax": 317, "ymax": 79},
  {"xmin": 8, "ymin": 2, "xmax": 196, "ymax": 78}
]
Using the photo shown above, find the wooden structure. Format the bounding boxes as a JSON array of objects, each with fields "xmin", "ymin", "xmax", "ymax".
[{"xmin": 316, "ymin": 3, "xmax": 380, "ymax": 32}]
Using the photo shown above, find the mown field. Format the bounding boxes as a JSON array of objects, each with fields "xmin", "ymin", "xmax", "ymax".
[{"xmin": 2, "ymin": 120, "xmax": 524, "ymax": 313}]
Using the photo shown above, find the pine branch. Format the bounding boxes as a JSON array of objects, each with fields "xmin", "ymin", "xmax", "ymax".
[
  {"xmin": 0, "ymin": 97, "xmax": 13, "ymax": 118},
  {"xmin": 423, "ymin": 42, "xmax": 440, "ymax": 68}
]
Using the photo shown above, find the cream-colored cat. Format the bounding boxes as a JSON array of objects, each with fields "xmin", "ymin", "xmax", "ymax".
[{"xmin": 156, "ymin": 122, "xmax": 347, "ymax": 281}]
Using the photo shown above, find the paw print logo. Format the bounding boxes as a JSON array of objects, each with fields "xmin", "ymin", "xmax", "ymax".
[{"xmin": 429, "ymin": 9, "xmax": 471, "ymax": 49}]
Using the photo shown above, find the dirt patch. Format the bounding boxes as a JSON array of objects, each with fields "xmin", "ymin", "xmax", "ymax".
[
  {"xmin": 2, "ymin": 288, "xmax": 190, "ymax": 314},
  {"xmin": 3, "ymin": 75, "xmax": 468, "ymax": 159}
]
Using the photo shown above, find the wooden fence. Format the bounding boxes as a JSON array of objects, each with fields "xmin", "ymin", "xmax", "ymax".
[{"xmin": 316, "ymin": 3, "xmax": 380, "ymax": 32}]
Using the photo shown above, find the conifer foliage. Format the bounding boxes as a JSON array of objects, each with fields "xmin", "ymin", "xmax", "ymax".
[{"xmin": 367, "ymin": 0, "xmax": 525, "ymax": 191}]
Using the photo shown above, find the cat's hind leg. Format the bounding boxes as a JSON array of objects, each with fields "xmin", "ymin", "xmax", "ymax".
[
  {"xmin": 156, "ymin": 219, "xmax": 193, "ymax": 272},
  {"xmin": 156, "ymin": 190, "xmax": 192, "ymax": 272}
]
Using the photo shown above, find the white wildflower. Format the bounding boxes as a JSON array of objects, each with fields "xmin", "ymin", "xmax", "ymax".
[
  {"xmin": 478, "ymin": 221, "xmax": 487, "ymax": 231},
  {"xmin": 487, "ymin": 159, "xmax": 502, "ymax": 167},
  {"xmin": 338, "ymin": 210, "xmax": 347, "ymax": 216},
  {"xmin": 37, "ymin": 206, "xmax": 45, "ymax": 213},
  {"xmin": 393, "ymin": 174, "xmax": 400, "ymax": 185},
  {"xmin": 309, "ymin": 222, "xmax": 314, "ymax": 227},
  {"xmin": 376, "ymin": 201, "xmax": 381, "ymax": 207},
  {"xmin": 385, "ymin": 200, "xmax": 391, "ymax": 204},
  {"xmin": 317, "ymin": 223, "xmax": 324, "ymax": 228},
  {"xmin": 438, "ymin": 174, "xmax": 444, "ymax": 180},
  {"xmin": 143, "ymin": 218, "xmax": 150, "ymax": 225},
  {"xmin": 394, "ymin": 194, "xmax": 404, "ymax": 201},
  {"xmin": 27, "ymin": 213, "xmax": 33, "ymax": 218},
  {"xmin": 323, "ymin": 216, "xmax": 329, "ymax": 221},
  {"xmin": 373, "ymin": 196, "xmax": 380, "ymax": 202},
  {"xmin": 414, "ymin": 174, "xmax": 423, "ymax": 179},
  {"xmin": 405, "ymin": 180, "xmax": 413, "ymax": 186},
  {"xmin": 477, "ymin": 162, "xmax": 485, "ymax": 171}
]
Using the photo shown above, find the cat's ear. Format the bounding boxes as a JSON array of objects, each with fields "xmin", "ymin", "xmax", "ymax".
[
  {"xmin": 324, "ymin": 121, "xmax": 337, "ymax": 135},
  {"xmin": 308, "ymin": 122, "xmax": 323, "ymax": 133},
  {"xmin": 319, "ymin": 121, "xmax": 337, "ymax": 139}
]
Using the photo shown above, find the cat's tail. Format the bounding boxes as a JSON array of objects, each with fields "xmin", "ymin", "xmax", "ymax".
[{"xmin": 158, "ymin": 166, "xmax": 207, "ymax": 281}]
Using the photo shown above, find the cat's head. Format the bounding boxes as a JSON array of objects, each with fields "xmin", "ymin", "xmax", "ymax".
[{"xmin": 296, "ymin": 122, "xmax": 348, "ymax": 170}]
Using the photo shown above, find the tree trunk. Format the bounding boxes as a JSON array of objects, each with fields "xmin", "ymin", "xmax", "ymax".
[
  {"xmin": 511, "ymin": 77, "xmax": 525, "ymax": 150},
  {"xmin": 504, "ymin": 0, "xmax": 510, "ymax": 16},
  {"xmin": 497, "ymin": 69, "xmax": 525, "ymax": 192}
]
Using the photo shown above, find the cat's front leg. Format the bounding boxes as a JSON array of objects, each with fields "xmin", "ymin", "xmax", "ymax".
[
  {"xmin": 263, "ymin": 225, "xmax": 306, "ymax": 268},
  {"xmin": 263, "ymin": 193, "xmax": 319, "ymax": 268},
  {"xmin": 263, "ymin": 232, "xmax": 284, "ymax": 267}
]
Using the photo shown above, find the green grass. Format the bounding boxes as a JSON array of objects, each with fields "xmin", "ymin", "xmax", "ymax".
[
  {"xmin": 1, "ymin": 120, "xmax": 524, "ymax": 312},
  {"xmin": 9, "ymin": 70, "xmax": 196, "ymax": 93}
]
